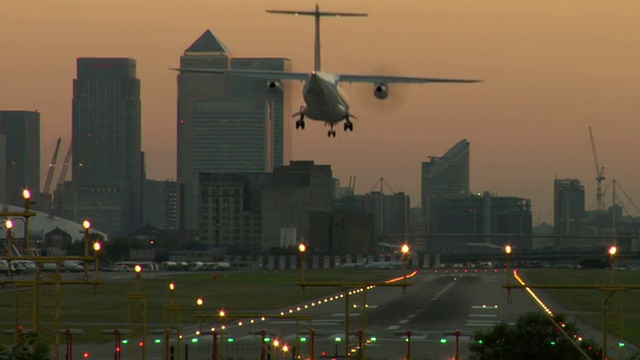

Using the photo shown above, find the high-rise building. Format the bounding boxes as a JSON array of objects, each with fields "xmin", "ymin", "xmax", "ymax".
[
  {"xmin": 143, "ymin": 180, "xmax": 179, "ymax": 231},
  {"xmin": 60, "ymin": 58, "xmax": 142, "ymax": 234},
  {"xmin": 198, "ymin": 173, "xmax": 272, "ymax": 251},
  {"xmin": 261, "ymin": 161, "xmax": 334, "ymax": 251},
  {"xmin": 177, "ymin": 30, "xmax": 291, "ymax": 230},
  {"xmin": 421, "ymin": 139, "xmax": 470, "ymax": 223},
  {"xmin": 0, "ymin": 111, "xmax": 40, "ymax": 207},
  {"xmin": 554, "ymin": 178, "xmax": 585, "ymax": 234}
]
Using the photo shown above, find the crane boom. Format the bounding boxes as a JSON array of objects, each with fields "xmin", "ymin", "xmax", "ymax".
[
  {"xmin": 588, "ymin": 127, "xmax": 605, "ymax": 211},
  {"xmin": 56, "ymin": 140, "xmax": 73, "ymax": 189},
  {"xmin": 42, "ymin": 138, "xmax": 62, "ymax": 195}
]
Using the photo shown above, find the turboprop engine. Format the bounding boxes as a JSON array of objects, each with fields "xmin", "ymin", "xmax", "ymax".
[
  {"xmin": 267, "ymin": 81, "xmax": 283, "ymax": 93},
  {"xmin": 373, "ymin": 83, "xmax": 389, "ymax": 100}
]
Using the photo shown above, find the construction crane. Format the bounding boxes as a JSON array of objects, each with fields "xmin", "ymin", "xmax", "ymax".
[
  {"xmin": 42, "ymin": 138, "xmax": 62, "ymax": 196},
  {"xmin": 56, "ymin": 139, "xmax": 73, "ymax": 190},
  {"xmin": 588, "ymin": 127, "xmax": 606, "ymax": 211}
]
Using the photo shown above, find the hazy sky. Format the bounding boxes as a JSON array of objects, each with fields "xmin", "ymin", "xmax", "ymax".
[{"xmin": 3, "ymin": 1, "xmax": 640, "ymax": 224}]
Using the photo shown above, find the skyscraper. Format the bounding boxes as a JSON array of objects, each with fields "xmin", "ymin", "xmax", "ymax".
[
  {"xmin": 0, "ymin": 110, "xmax": 40, "ymax": 208},
  {"xmin": 63, "ymin": 58, "xmax": 142, "ymax": 234},
  {"xmin": 177, "ymin": 30, "xmax": 291, "ymax": 230},
  {"xmin": 421, "ymin": 139, "xmax": 470, "ymax": 222},
  {"xmin": 554, "ymin": 178, "xmax": 585, "ymax": 234}
]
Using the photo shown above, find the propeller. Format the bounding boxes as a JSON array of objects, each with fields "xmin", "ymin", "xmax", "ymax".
[{"xmin": 349, "ymin": 64, "xmax": 409, "ymax": 114}]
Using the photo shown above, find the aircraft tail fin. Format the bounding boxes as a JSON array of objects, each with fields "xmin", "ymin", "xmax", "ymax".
[{"xmin": 266, "ymin": 4, "xmax": 367, "ymax": 72}]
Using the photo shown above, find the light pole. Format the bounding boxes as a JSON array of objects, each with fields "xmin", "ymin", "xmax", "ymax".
[
  {"xmin": 93, "ymin": 241, "xmax": 101, "ymax": 278},
  {"xmin": 22, "ymin": 189, "xmax": 33, "ymax": 253},
  {"xmin": 5, "ymin": 220, "xmax": 14, "ymax": 256},
  {"xmin": 196, "ymin": 298, "xmax": 204, "ymax": 333},
  {"xmin": 298, "ymin": 243, "xmax": 307, "ymax": 283},
  {"xmin": 405, "ymin": 330, "xmax": 412, "ymax": 360},
  {"xmin": 505, "ymin": 245, "xmax": 513, "ymax": 303},
  {"xmin": 609, "ymin": 246, "xmax": 617, "ymax": 284},
  {"xmin": 5, "ymin": 220, "xmax": 14, "ymax": 278},
  {"xmin": 401, "ymin": 244, "xmax": 410, "ymax": 279},
  {"xmin": 82, "ymin": 220, "xmax": 91, "ymax": 280}
]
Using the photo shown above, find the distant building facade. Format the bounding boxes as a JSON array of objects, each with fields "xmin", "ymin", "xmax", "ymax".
[
  {"xmin": 177, "ymin": 30, "xmax": 291, "ymax": 230},
  {"xmin": 554, "ymin": 178, "xmax": 586, "ymax": 235},
  {"xmin": 421, "ymin": 139, "xmax": 470, "ymax": 225},
  {"xmin": 198, "ymin": 172, "xmax": 272, "ymax": 252},
  {"xmin": 143, "ymin": 180, "xmax": 179, "ymax": 231},
  {"xmin": 261, "ymin": 161, "xmax": 334, "ymax": 251},
  {"xmin": 428, "ymin": 191, "xmax": 532, "ymax": 251},
  {"xmin": 57, "ymin": 58, "xmax": 143, "ymax": 234},
  {"xmin": 0, "ymin": 110, "xmax": 40, "ymax": 207},
  {"xmin": 336, "ymin": 191, "xmax": 410, "ymax": 247}
]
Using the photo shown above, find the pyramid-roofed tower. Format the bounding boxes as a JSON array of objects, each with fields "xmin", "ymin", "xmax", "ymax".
[{"xmin": 185, "ymin": 29, "xmax": 231, "ymax": 54}]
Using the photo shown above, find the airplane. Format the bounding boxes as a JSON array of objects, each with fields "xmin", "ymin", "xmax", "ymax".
[{"xmin": 174, "ymin": 4, "xmax": 480, "ymax": 137}]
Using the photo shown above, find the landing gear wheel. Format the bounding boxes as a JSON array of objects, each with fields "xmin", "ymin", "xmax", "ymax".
[
  {"xmin": 295, "ymin": 119, "xmax": 305, "ymax": 129},
  {"xmin": 344, "ymin": 122, "xmax": 353, "ymax": 131},
  {"xmin": 328, "ymin": 130, "xmax": 337, "ymax": 137}
]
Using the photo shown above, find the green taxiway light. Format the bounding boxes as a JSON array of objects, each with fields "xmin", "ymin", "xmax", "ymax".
[
  {"xmin": 369, "ymin": 336, "xmax": 377, "ymax": 342},
  {"xmin": 300, "ymin": 337, "xmax": 308, "ymax": 342},
  {"xmin": 335, "ymin": 337, "xmax": 342, "ymax": 343},
  {"xmin": 477, "ymin": 339, "xmax": 484, "ymax": 345},
  {"xmin": 619, "ymin": 342, "xmax": 626, "ymax": 348},
  {"xmin": 191, "ymin": 338, "xmax": 198, "ymax": 343},
  {"xmin": 121, "ymin": 340, "xmax": 129, "ymax": 345},
  {"xmin": 440, "ymin": 338, "xmax": 447, "ymax": 344},
  {"xmin": 154, "ymin": 339, "xmax": 161, "ymax": 344},
  {"xmin": 264, "ymin": 337, "xmax": 271, "ymax": 343},
  {"xmin": 227, "ymin": 338, "xmax": 234, "ymax": 343},
  {"xmin": 550, "ymin": 341, "xmax": 556, "ymax": 346}
]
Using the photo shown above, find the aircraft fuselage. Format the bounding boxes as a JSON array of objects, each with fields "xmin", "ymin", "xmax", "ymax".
[{"xmin": 302, "ymin": 71, "xmax": 350, "ymax": 123}]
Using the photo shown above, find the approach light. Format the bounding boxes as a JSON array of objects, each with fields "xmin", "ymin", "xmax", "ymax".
[
  {"xmin": 401, "ymin": 244, "xmax": 410, "ymax": 254},
  {"xmin": 82, "ymin": 220, "xmax": 91, "ymax": 230}
]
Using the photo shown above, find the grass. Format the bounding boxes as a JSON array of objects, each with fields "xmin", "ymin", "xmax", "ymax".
[
  {"xmin": 519, "ymin": 269, "xmax": 640, "ymax": 347},
  {"xmin": 0, "ymin": 269, "xmax": 394, "ymax": 344}
]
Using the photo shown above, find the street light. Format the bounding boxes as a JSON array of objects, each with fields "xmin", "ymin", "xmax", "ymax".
[
  {"xmin": 93, "ymin": 241, "xmax": 101, "ymax": 277},
  {"xmin": 169, "ymin": 283, "xmax": 176, "ymax": 303},
  {"xmin": 401, "ymin": 244, "xmax": 410, "ymax": 279},
  {"xmin": 82, "ymin": 220, "xmax": 91, "ymax": 280},
  {"xmin": 5, "ymin": 220, "xmax": 14, "ymax": 257},
  {"xmin": 298, "ymin": 243, "xmax": 307, "ymax": 283},
  {"xmin": 134, "ymin": 265, "xmax": 142, "ymax": 292},
  {"xmin": 22, "ymin": 189, "xmax": 32, "ymax": 252},
  {"xmin": 609, "ymin": 246, "xmax": 617, "ymax": 284}
]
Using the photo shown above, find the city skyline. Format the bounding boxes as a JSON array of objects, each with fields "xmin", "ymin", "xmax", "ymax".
[{"xmin": 2, "ymin": 1, "xmax": 640, "ymax": 224}]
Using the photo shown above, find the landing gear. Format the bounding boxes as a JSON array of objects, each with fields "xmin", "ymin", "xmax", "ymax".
[
  {"xmin": 294, "ymin": 105, "xmax": 305, "ymax": 130},
  {"xmin": 328, "ymin": 124, "xmax": 336, "ymax": 137},
  {"xmin": 343, "ymin": 121, "xmax": 353, "ymax": 132}
]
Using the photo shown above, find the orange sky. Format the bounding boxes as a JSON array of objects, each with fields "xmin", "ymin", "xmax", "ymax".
[{"xmin": 2, "ymin": 0, "xmax": 640, "ymax": 224}]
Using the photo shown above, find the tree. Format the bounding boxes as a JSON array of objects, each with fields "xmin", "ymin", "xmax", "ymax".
[{"xmin": 469, "ymin": 312, "xmax": 602, "ymax": 360}]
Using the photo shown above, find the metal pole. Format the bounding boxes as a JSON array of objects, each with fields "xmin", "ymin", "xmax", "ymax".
[
  {"xmin": 455, "ymin": 330, "xmax": 460, "ymax": 360},
  {"xmin": 212, "ymin": 330, "xmax": 218, "ymax": 360},
  {"xmin": 23, "ymin": 192, "xmax": 31, "ymax": 253},
  {"xmin": 66, "ymin": 329, "xmax": 72, "ymax": 360}
]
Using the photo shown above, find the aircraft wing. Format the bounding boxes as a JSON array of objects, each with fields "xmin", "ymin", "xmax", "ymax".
[
  {"xmin": 173, "ymin": 67, "xmax": 308, "ymax": 81},
  {"xmin": 337, "ymin": 74, "xmax": 481, "ymax": 84}
]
